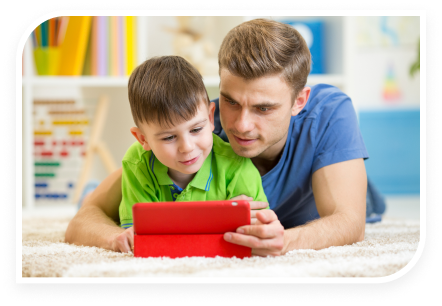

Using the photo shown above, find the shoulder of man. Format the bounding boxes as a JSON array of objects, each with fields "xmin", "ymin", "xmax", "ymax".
[
  {"xmin": 304, "ymin": 84, "xmax": 352, "ymax": 119},
  {"xmin": 211, "ymin": 97, "xmax": 232, "ymax": 143}
]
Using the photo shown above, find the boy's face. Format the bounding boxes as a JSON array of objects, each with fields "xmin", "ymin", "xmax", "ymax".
[{"xmin": 131, "ymin": 101, "xmax": 216, "ymax": 175}]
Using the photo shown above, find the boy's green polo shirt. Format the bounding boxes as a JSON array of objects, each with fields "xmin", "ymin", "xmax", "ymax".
[{"xmin": 119, "ymin": 133, "xmax": 268, "ymax": 228}]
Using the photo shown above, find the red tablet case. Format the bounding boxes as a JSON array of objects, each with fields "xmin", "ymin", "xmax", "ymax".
[{"xmin": 132, "ymin": 200, "xmax": 251, "ymax": 259}]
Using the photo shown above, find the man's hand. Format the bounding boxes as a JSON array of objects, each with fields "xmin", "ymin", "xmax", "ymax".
[
  {"xmin": 223, "ymin": 208, "xmax": 285, "ymax": 257},
  {"xmin": 229, "ymin": 195, "xmax": 268, "ymax": 224},
  {"xmin": 111, "ymin": 227, "xmax": 134, "ymax": 253},
  {"xmin": 249, "ymin": 200, "xmax": 269, "ymax": 224}
]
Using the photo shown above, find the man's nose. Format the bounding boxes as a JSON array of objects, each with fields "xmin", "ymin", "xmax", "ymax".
[{"xmin": 234, "ymin": 109, "xmax": 254, "ymax": 134}]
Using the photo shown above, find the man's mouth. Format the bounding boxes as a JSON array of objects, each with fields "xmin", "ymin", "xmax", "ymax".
[
  {"xmin": 179, "ymin": 154, "xmax": 201, "ymax": 165},
  {"xmin": 233, "ymin": 135, "xmax": 257, "ymax": 146}
]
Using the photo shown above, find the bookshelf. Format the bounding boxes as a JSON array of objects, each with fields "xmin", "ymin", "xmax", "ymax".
[{"xmin": 22, "ymin": 16, "xmax": 353, "ymax": 210}]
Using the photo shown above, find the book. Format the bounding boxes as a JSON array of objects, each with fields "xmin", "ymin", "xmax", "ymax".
[
  {"xmin": 124, "ymin": 16, "xmax": 137, "ymax": 76},
  {"xmin": 41, "ymin": 20, "xmax": 48, "ymax": 47},
  {"xmin": 31, "ymin": 16, "xmax": 137, "ymax": 76},
  {"xmin": 82, "ymin": 20, "xmax": 93, "ymax": 76},
  {"xmin": 96, "ymin": 16, "xmax": 108, "ymax": 76},
  {"xmin": 58, "ymin": 16, "xmax": 92, "ymax": 76},
  {"xmin": 117, "ymin": 16, "xmax": 124, "ymax": 76},
  {"xmin": 109, "ymin": 16, "xmax": 119, "ymax": 76},
  {"xmin": 91, "ymin": 17, "xmax": 98, "ymax": 75},
  {"xmin": 57, "ymin": 17, "xmax": 69, "ymax": 46},
  {"xmin": 35, "ymin": 24, "xmax": 41, "ymax": 47},
  {"xmin": 48, "ymin": 18, "xmax": 56, "ymax": 47}
]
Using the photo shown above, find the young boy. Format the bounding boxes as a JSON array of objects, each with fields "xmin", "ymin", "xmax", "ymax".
[{"xmin": 119, "ymin": 56, "xmax": 268, "ymax": 229}]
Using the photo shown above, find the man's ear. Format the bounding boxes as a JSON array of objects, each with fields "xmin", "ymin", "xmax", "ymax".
[
  {"xmin": 130, "ymin": 127, "xmax": 151, "ymax": 151},
  {"xmin": 291, "ymin": 87, "xmax": 311, "ymax": 116},
  {"xmin": 208, "ymin": 101, "xmax": 216, "ymax": 132}
]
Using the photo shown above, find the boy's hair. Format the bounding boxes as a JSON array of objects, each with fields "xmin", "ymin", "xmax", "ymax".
[
  {"xmin": 128, "ymin": 56, "xmax": 210, "ymax": 128},
  {"xmin": 218, "ymin": 18, "xmax": 311, "ymax": 99}
]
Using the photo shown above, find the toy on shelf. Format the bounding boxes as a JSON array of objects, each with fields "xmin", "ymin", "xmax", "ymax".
[
  {"xmin": 282, "ymin": 19, "xmax": 325, "ymax": 74},
  {"xmin": 33, "ymin": 99, "xmax": 89, "ymax": 203},
  {"xmin": 164, "ymin": 16, "xmax": 218, "ymax": 76},
  {"xmin": 33, "ymin": 95, "xmax": 118, "ymax": 205}
]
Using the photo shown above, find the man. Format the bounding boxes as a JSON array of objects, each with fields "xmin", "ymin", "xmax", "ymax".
[{"xmin": 66, "ymin": 18, "xmax": 381, "ymax": 256}]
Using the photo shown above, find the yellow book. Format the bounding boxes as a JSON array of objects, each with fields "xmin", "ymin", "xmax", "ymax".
[
  {"xmin": 58, "ymin": 16, "xmax": 92, "ymax": 76},
  {"xmin": 82, "ymin": 21, "xmax": 93, "ymax": 76},
  {"xmin": 124, "ymin": 16, "xmax": 137, "ymax": 76}
]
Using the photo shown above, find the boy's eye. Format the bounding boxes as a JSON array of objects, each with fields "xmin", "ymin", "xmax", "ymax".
[
  {"xmin": 162, "ymin": 135, "xmax": 176, "ymax": 141},
  {"xmin": 191, "ymin": 127, "xmax": 203, "ymax": 134}
]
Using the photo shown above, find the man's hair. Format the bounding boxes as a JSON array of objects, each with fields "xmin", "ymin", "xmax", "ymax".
[
  {"xmin": 218, "ymin": 18, "xmax": 311, "ymax": 99},
  {"xmin": 128, "ymin": 56, "xmax": 210, "ymax": 127}
]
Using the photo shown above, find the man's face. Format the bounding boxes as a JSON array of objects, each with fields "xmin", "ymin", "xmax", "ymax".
[{"xmin": 219, "ymin": 69, "xmax": 302, "ymax": 160}]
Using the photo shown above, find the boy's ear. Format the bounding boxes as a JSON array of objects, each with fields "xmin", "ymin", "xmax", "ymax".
[
  {"xmin": 130, "ymin": 127, "xmax": 151, "ymax": 151},
  {"xmin": 208, "ymin": 102, "xmax": 216, "ymax": 132},
  {"xmin": 291, "ymin": 87, "xmax": 311, "ymax": 116}
]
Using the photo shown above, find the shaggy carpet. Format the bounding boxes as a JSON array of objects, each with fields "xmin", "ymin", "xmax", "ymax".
[{"xmin": 21, "ymin": 217, "xmax": 420, "ymax": 278}]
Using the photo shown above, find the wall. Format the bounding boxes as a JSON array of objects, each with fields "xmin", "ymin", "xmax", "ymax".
[{"xmin": 349, "ymin": 16, "xmax": 420, "ymax": 195}]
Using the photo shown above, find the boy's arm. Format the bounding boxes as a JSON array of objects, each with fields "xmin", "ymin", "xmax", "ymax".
[
  {"xmin": 119, "ymin": 161, "xmax": 159, "ymax": 228},
  {"xmin": 65, "ymin": 162, "xmax": 159, "ymax": 253}
]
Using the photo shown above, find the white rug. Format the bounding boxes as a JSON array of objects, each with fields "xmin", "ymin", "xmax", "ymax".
[{"xmin": 21, "ymin": 217, "xmax": 420, "ymax": 278}]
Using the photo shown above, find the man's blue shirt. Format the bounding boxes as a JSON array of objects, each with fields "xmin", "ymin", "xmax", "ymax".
[{"xmin": 213, "ymin": 84, "xmax": 369, "ymax": 229}]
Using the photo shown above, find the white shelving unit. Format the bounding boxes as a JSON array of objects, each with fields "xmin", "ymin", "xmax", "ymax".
[{"xmin": 22, "ymin": 16, "xmax": 352, "ymax": 211}]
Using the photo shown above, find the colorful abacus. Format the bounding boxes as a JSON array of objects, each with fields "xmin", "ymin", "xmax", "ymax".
[{"xmin": 33, "ymin": 99, "xmax": 90, "ymax": 204}]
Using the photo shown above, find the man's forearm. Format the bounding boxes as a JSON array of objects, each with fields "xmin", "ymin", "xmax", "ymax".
[
  {"xmin": 282, "ymin": 211, "xmax": 365, "ymax": 253},
  {"xmin": 282, "ymin": 159, "xmax": 368, "ymax": 253},
  {"xmin": 65, "ymin": 204, "xmax": 124, "ymax": 251}
]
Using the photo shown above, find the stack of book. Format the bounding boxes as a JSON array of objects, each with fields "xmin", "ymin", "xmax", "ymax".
[{"xmin": 31, "ymin": 16, "xmax": 138, "ymax": 76}]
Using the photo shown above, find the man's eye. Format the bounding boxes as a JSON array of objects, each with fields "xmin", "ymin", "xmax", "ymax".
[
  {"xmin": 191, "ymin": 127, "xmax": 203, "ymax": 134},
  {"xmin": 227, "ymin": 100, "xmax": 237, "ymax": 106},
  {"xmin": 259, "ymin": 107, "xmax": 269, "ymax": 112}
]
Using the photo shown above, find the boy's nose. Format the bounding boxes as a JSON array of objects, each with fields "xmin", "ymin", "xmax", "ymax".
[{"xmin": 178, "ymin": 137, "xmax": 194, "ymax": 153}]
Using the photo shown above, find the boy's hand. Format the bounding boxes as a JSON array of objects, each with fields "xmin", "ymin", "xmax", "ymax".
[{"xmin": 111, "ymin": 226, "xmax": 134, "ymax": 253}]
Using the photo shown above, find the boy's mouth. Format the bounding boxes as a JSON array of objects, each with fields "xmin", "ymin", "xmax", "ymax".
[{"xmin": 179, "ymin": 154, "xmax": 201, "ymax": 165}]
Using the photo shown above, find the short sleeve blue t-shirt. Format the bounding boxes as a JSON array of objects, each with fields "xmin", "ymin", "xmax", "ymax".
[{"xmin": 213, "ymin": 84, "xmax": 369, "ymax": 229}]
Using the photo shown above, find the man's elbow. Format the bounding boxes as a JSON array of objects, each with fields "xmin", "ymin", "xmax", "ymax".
[
  {"xmin": 64, "ymin": 205, "xmax": 87, "ymax": 244},
  {"xmin": 64, "ymin": 216, "xmax": 77, "ymax": 244},
  {"xmin": 353, "ymin": 219, "xmax": 365, "ymax": 243},
  {"xmin": 356, "ymin": 230, "xmax": 365, "ymax": 243}
]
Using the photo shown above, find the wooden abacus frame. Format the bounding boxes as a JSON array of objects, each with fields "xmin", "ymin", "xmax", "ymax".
[{"xmin": 73, "ymin": 95, "xmax": 118, "ymax": 203}]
